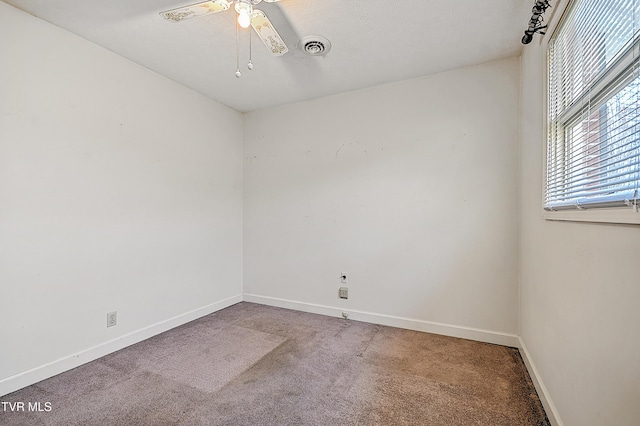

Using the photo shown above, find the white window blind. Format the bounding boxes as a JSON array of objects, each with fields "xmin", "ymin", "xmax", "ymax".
[{"xmin": 546, "ymin": 0, "xmax": 640, "ymax": 211}]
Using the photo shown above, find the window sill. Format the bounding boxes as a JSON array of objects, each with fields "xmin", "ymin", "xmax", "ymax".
[{"xmin": 543, "ymin": 207, "xmax": 640, "ymax": 225}]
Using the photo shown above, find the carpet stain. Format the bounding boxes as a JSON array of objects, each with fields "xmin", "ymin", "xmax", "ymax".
[{"xmin": 1, "ymin": 302, "xmax": 549, "ymax": 426}]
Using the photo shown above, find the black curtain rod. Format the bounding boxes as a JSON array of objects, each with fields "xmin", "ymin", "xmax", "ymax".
[{"xmin": 522, "ymin": 0, "xmax": 552, "ymax": 44}]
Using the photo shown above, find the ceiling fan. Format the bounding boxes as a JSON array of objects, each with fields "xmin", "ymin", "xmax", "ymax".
[{"xmin": 159, "ymin": 0, "xmax": 288, "ymax": 77}]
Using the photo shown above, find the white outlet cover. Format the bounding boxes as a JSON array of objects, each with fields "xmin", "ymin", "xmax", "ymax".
[
  {"xmin": 339, "ymin": 287, "xmax": 348, "ymax": 299},
  {"xmin": 107, "ymin": 311, "xmax": 117, "ymax": 327}
]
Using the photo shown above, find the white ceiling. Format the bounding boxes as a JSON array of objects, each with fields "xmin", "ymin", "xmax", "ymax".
[{"xmin": 3, "ymin": 0, "xmax": 533, "ymax": 112}]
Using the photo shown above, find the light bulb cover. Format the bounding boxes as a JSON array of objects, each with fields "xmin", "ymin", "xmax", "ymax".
[{"xmin": 238, "ymin": 11, "xmax": 251, "ymax": 28}]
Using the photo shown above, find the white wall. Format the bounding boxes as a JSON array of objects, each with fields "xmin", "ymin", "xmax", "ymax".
[
  {"xmin": 10, "ymin": 4, "xmax": 636, "ymax": 422},
  {"xmin": 519, "ymin": 35, "xmax": 640, "ymax": 426},
  {"xmin": 0, "ymin": 2, "xmax": 243, "ymax": 394},
  {"xmin": 243, "ymin": 58, "xmax": 521, "ymax": 339}
]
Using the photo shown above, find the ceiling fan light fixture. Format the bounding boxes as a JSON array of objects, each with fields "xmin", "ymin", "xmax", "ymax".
[
  {"xmin": 235, "ymin": 0, "xmax": 253, "ymax": 28},
  {"xmin": 238, "ymin": 10, "xmax": 251, "ymax": 27},
  {"xmin": 159, "ymin": 0, "xmax": 289, "ymax": 76},
  {"xmin": 234, "ymin": 0, "xmax": 252, "ymax": 15}
]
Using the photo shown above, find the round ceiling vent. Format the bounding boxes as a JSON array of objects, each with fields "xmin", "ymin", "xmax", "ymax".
[{"xmin": 299, "ymin": 35, "xmax": 332, "ymax": 56}]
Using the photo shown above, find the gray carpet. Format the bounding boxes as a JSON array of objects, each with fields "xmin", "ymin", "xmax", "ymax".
[{"xmin": 1, "ymin": 302, "xmax": 549, "ymax": 425}]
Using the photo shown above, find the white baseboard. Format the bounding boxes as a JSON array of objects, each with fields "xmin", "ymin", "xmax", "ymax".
[
  {"xmin": 518, "ymin": 337, "xmax": 563, "ymax": 426},
  {"xmin": 0, "ymin": 294, "xmax": 242, "ymax": 397},
  {"xmin": 243, "ymin": 293, "xmax": 519, "ymax": 347}
]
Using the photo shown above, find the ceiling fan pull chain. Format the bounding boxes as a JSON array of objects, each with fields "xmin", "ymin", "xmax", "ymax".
[
  {"xmin": 248, "ymin": 26, "xmax": 254, "ymax": 70},
  {"xmin": 235, "ymin": 16, "xmax": 241, "ymax": 78}
]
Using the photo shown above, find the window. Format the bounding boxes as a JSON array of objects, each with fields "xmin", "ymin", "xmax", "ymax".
[{"xmin": 546, "ymin": 0, "xmax": 640, "ymax": 215}]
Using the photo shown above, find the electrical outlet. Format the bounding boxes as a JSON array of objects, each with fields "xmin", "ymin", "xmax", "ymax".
[
  {"xmin": 107, "ymin": 311, "xmax": 117, "ymax": 328},
  {"xmin": 340, "ymin": 272, "xmax": 348, "ymax": 284},
  {"xmin": 339, "ymin": 287, "xmax": 348, "ymax": 299}
]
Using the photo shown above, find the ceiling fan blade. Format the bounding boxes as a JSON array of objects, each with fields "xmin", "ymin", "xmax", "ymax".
[
  {"xmin": 160, "ymin": 0, "xmax": 231, "ymax": 23},
  {"xmin": 250, "ymin": 10, "xmax": 288, "ymax": 56}
]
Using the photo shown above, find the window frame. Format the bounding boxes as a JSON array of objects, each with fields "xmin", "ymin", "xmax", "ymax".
[{"xmin": 541, "ymin": 0, "xmax": 640, "ymax": 224}]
